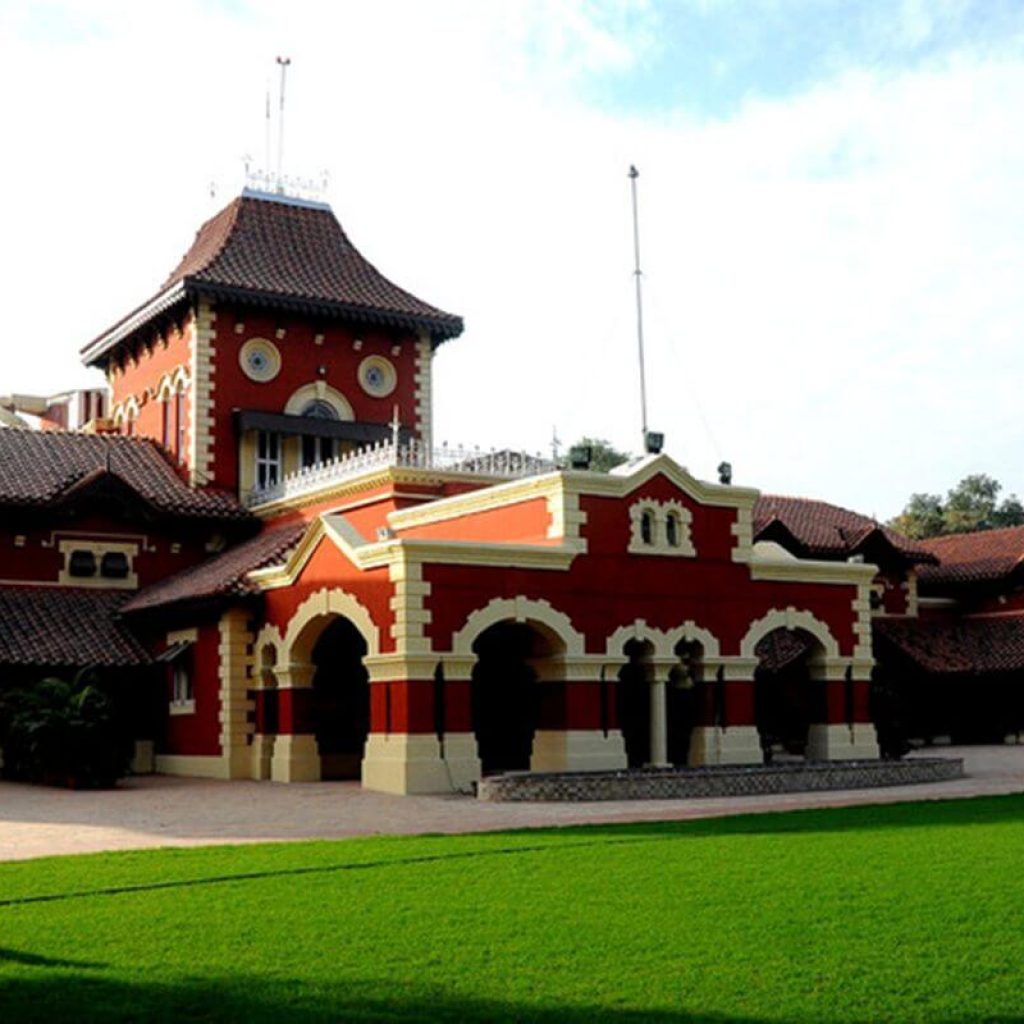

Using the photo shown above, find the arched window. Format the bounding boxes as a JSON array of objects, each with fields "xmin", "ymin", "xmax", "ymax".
[
  {"xmin": 666, "ymin": 512, "xmax": 680, "ymax": 548},
  {"xmin": 640, "ymin": 510, "xmax": 654, "ymax": 545},
  {"xmin": 302, "ymin": 399, "xmax": 338, "ymax": 420},
  {"xmin": 174, "ymin": 383, "xmax": 187, "ymax": 461}
]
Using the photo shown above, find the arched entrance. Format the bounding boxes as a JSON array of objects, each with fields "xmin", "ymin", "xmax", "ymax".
[
  {"xmin": 471, "ymin": 621, "xmax": 554, "ymax": 774},
  {"xmin": 754, "ymin": 628, "xmax": 826, "ymax": 761},
  {"xmin": 310, "ymin": 617, "xmax": 370, "ymax": 780},
  {"xmin": 667, "ymin": 640, "xmax": 702, "ymax": 766},
  {"xmin": 617, "ymin": 639, "xmax": 655, "ymax": 768}
]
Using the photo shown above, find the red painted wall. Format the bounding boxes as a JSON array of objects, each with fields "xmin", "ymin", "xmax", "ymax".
[
  {"xmin": 159, "ymin": 622, "xmax": 222, "ymax": 757},
  {"xmin": 396, "ymin": 497, "xmax": 554, "ymax": 545}
]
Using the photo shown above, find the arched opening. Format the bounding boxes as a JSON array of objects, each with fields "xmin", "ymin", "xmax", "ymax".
[
  {"xmin": 309, "ymin": 616, "xmax": 370, "ymax": 780},
  {"xmin": 300, "ymin": 399, "xmax": 340, "ymax": 468},
  {"xmin": 471, "ymin": 621, "xmax": 554, "ymax": 774},
  {"xmin": 616, "ymin": 639, "xmax": 655, "ymax": 768},
  {"xmin": 754, "ymin": 628, "xmax": 826, "ymax": 761},
  {"xmin": 667, "ymin": 640, "xmax": 702, "ymax": 765}
]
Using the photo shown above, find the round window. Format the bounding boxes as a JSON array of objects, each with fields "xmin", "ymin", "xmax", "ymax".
[
  {"xmin": 358, "ymin": 355, "xmax": 397, "ymax": 398},
  {"xmin": 239, "ymin": 338, "xmax": 282, "ymax": 383}
]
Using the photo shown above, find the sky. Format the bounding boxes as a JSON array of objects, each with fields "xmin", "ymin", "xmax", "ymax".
[{"xmin": 1, "ymin": 0, "xmax": 1022, "ymax": 519}]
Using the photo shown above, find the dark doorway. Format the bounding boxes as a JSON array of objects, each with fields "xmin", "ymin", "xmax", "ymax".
[
  {"xmin": 311, "ymin": 617, "xmax": 370, "ymax": 780},
  {"xmin": 667, "ymin": 641, "xmax": 701, "ymax": 766},
  {"xmin": 754, "ymin": 628, "xmax": 824, "ymax": 761},
  {"xmin": 471, "ymin": 622, "xmax": 544, "ymax": 774},
  {"xmin": 617, "ymin": 639, "xmax": 653, "ymax": 769}
]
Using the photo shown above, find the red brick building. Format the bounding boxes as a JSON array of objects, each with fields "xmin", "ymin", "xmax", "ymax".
[{"xmin": 0, "ymin": 184, "xmax": 1013, "ymax": 792}]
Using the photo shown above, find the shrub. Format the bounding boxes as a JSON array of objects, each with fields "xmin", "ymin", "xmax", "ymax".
[{"xmin": 0, "ymin": 672, "xmax": 132, "ymax": 787}]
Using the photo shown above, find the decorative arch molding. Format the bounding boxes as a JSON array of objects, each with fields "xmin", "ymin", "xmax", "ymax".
[
  {"xmin": 282, "ymin": 586, "xmax": 381, "ymax": 665},
  {"xmin": 451, "ymin": 596, "xmax": 585, "ymax": 656},
  {"xmin": 664, "ymin": 620, "xmax": 722, "ymax": 659},
  {"xmin": 154, "ymin": 366, "xmax": 191, "ymax": 402},
  {"xmin": 605, "ymin": 620, "xmax": 671, "ymax": 660},
  {"xmin": 284, "ymin": 382, "xmax": 354, "ymax": 421},
  {"xmin": 739, "ymin": 607, "xmax": 840, "ymax": 660}
]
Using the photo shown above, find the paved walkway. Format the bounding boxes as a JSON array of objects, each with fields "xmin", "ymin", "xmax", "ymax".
[{"xmin": 1, "ymin": 746, "xmax": 1022, "ymax": 862}]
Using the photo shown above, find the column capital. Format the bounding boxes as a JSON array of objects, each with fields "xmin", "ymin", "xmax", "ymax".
[{"xmin": 277, "ymin": 661, "xmax": 314, "ymax": 689}]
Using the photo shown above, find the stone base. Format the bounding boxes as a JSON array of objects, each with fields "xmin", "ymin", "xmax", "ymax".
[
  {"xmin": 440, "ymin": 732, "xmax": 482, "ymax": 792},
  {"xmin": 130, "ymin": 740, "xmax": 155, "ymax": 775},
  {"xmin": 250, "ymin": 733, "xmax": 275, "ymax": 780},
  {"xmin": 688, "ymin": 725, "xmax": 763, "ymax": 766},
  {"xmin": 270, "ymin": 734, "xmax": 321, "ymax": 783},
  {"xmin": 362, "ymin": 733, "xmax": 453, "ymax": 795},
  {"xmin": 806, "ymin": 723, "xmax": 880, "ymax": 761},
  {"xmin": 531, "ymin": 730, "xmax": 628, "ymax": 773}
]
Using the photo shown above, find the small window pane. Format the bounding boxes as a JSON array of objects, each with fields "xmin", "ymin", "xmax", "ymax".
[
  {"xmin": 68, "ymin": 550, "xmax": 98, "ymax": 577},
  {"xmin": 640, "ymin": 511, "xmax": 653, "ymax": 545},
  {"xmin": 100, "ymin": 551, "xmax": 130, "ymax": 579}
]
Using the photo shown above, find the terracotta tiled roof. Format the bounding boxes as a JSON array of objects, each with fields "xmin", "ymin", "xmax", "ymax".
[
  {"xmin": 754, "ymin": 495, "xmax": 935, "ymax": 566},
  {"xmin": 0, "ymin": 430, "xmax": 249, "ymax": 522},
  {"xmin": 0, "ymin": 587, "xmax": 150, "ymax": 667},
  {"xmin": 875, "ymin": 616, "xmax": 1024, "ymax": 674},
  {"xmin": 124, "ymin": 522, "xmax": 306, "ymax": 614},
  {"xmin": 916, "ymin": 526, "xmax": 1024, "ymax": 588},
  {"xmin": 84, "ymin": 192, "xmax": 462, "ymax": 363}
]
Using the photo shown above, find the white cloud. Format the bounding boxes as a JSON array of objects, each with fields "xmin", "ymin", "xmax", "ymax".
[{"xmin": 1, "ymin": 1, "xmax": 1022, "ymax": 517}]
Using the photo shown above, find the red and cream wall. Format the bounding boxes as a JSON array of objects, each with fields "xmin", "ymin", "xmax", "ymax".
[{"xmin": 156, "ymin": 457, "xmax": 880, "ymax": 792}]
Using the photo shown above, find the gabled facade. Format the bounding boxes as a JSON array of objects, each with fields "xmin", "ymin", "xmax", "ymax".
[{"xmin": 25, "ymin": 182, "xmax": 1016, "ymax": 794}]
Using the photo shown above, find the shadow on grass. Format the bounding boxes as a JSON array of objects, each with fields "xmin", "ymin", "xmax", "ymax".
[
  {"xmin": 4, "ymin": 794, "xmax": 1024, "ymax": 910},
  {"xmin": 0, "ymin": 947, "xmax": 104, "ymax": 969},
  {"xmin": 4, "ymin": 974, "xmax": 1022, "ymax": 1024}
]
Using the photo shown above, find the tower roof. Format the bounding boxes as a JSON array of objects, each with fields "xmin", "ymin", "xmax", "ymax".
[{"xmin": 82, "ymin": 190, "xmax": 463, "ymax": 366}]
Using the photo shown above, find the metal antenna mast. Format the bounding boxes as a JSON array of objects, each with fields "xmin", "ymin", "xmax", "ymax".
[
  {"xmin": 264, "ymin": 78, "xmax": 272, "ymax": 176},
  {"xmin": 276, "ymin": 56, "xmax": 292, "ymax": 190},
  {"xmin": 629, "ymin": 165, "xmax": 650, "ymax": 451}
]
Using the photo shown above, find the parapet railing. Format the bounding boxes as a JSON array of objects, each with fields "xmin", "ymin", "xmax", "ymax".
[{"xmin": 246, "ymin": 439, "xmax": 556, "ymax": 507}]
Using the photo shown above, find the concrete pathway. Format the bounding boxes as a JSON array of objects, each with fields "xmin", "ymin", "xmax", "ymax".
[{"xmin": 1, "ymin": 746, "xmax": 1022, "ymax": 862}]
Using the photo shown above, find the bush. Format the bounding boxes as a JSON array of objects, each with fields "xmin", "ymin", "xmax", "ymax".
[{"xmin": 0, "ymin": 672, "xmax": 133, "ymax": 787}]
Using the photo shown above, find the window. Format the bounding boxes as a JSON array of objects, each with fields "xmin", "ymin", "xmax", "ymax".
[
  {"xmin": 172, "ymin": 656, "xmax": 193, "ymax": 705},
  {"xmin": 161, "ymin": 398, "xmax": 172, "ymax": 449},
  {"xmin": 666, "ymin": 512, "xmax": 680, "ymax": 548},
  {"xmin": 100, "ymin": 551, "xmax": 130, "ymax": 579},
  {"xmin": 640, "ymin": 510, "xmax": 654, "ymax": 545},
  {"xmin": 255, "ymin": 431, "xmax": 282, "ymax": 489},
  {"xmin": 302, "ymin": 435, "xmax": 336, "ymax": 468},
  {"xmin": 68, "ymin": 550, "xmax": 98, "ymax": 577},
  {"xmin": 174, "ymin": 387, "xmax": 187, "ymax": 461}
]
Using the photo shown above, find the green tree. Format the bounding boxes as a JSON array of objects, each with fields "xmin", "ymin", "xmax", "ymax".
[
  {"xmin": 889, "ymin": 492, "xmax": 945, "ymax": 539},
  {"xmin": 565, "ymin": 437, "xmax": 632, "ymax": 473},
  {"xmin": 889, "ymin": 474, "xmax": 1024, "ymax": 538}
]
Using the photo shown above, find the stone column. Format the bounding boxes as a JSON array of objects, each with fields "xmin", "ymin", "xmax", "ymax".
[
  {"xmin": 270, "ymin": 661, "xmax": 321, "ymax": 782},
  {"xmin": 688, "ymin": 657, "xmax": 764, "ymax": 766},
  {"xmin": 361, "ymin": 655, "xmax": 478, "ymax": 795},
  {"xmin": 250, "ymin": 681, "xmax": 277, "ymax": 781},
  {"xmin": 530, "ymin": 657, "xmax": 627, "ymax": 773},
  {"xmin": 648, "ymin": 677, "xmax": 670, "ymax": 768},
  {"xmin": 806, "ymin": 659, "xmax": 880, "ymax": 760}
]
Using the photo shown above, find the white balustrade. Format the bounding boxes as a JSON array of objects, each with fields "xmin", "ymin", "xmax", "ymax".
[{"xmin": 246, "ymin": 439, "xmax": 555, "ymax": 507}]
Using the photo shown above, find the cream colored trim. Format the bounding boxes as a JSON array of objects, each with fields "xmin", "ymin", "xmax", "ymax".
[
  {"xmin": 169, "ymin": 700, "xmax": 196, "ymax": 716},
  {"xmin": 57, "ymin": 540, "xmax": 138, "ymax": 589},
  {"xmin": 904, "ymin": 570, "xmax": 919, "ymax": 617},
  {"xmin": 604, "ymin": 619, "xmax": 721, "ymax": 660},
  {"xmin": 852, "ymin": 581, "xmax": 874, "ymax": 663},
  {"xmin": 531, "ymin": 730, "xmax": 627, "ymax": 772},
  {"xmin": 451, "ymin": 596, "xmax": 585, "ymax": 656},
  {"xmin": 218, "ymin": 607, "xmax": 254, "ymax": 779},
  {"xmin": 362, "ymin": 733, "xmax": 451, "ymax": 794},
  {"xmin": 414, "ymin": 334, "xmax": 432, "ymax": 447},
  {"xmin": 806, "ymin": 723, "xmax": 880, "ymax": 760},
  {"xmin": 750, "ymin": 552, "xmax": 878, "ymax": 586},
  {"xmin": 358, "ymin": 354, "xmax": 397, "ymax": 398},
  {"xmin": 281, "ymin": 586, "xmax": 381, "ymax": 662},
  {"xmin": 740, "ymin": 608, "xmax": 841, "ymax": 660},
  {"xmin": 190, "ymin": 302, "xmax": 216, "ymax": 484},
  {"xmin": 270, "ymin": 734, "xmax": 321, "ymax": 783},
  {"xmin": 284, "ymin": 381, "xmax": 355, "ymax": 419},
  {"xmin": 688, "ymin": 726, "xmax": 763, "ymax": 766},
  {"xmin": 389, "ymin": 553, "xmax": 432, "ymax": 655}
]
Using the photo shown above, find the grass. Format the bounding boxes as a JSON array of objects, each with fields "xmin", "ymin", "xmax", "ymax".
[{"xmin": 2, "ymin": 796, "xmax": 1024, "ymax": 1023}]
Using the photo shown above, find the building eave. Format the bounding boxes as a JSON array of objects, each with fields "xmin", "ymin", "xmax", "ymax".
[{"xmin": 80, "ymin": 282, "xmax": 189, "ymax": 368}]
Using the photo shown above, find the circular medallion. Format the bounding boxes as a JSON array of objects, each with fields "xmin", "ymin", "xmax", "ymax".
[
  {"xmin": 239, "ymin": 338, "xmax": 281, "ymax": 383},
  {"xmin": 358, "ymin": 355, "xmax": 397, "ymax": 398}
]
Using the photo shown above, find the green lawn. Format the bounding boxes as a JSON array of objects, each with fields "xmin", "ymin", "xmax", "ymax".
[{"xmin": 2, "ymin": 796, "xmax": 1024, "ymax": 1023}]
